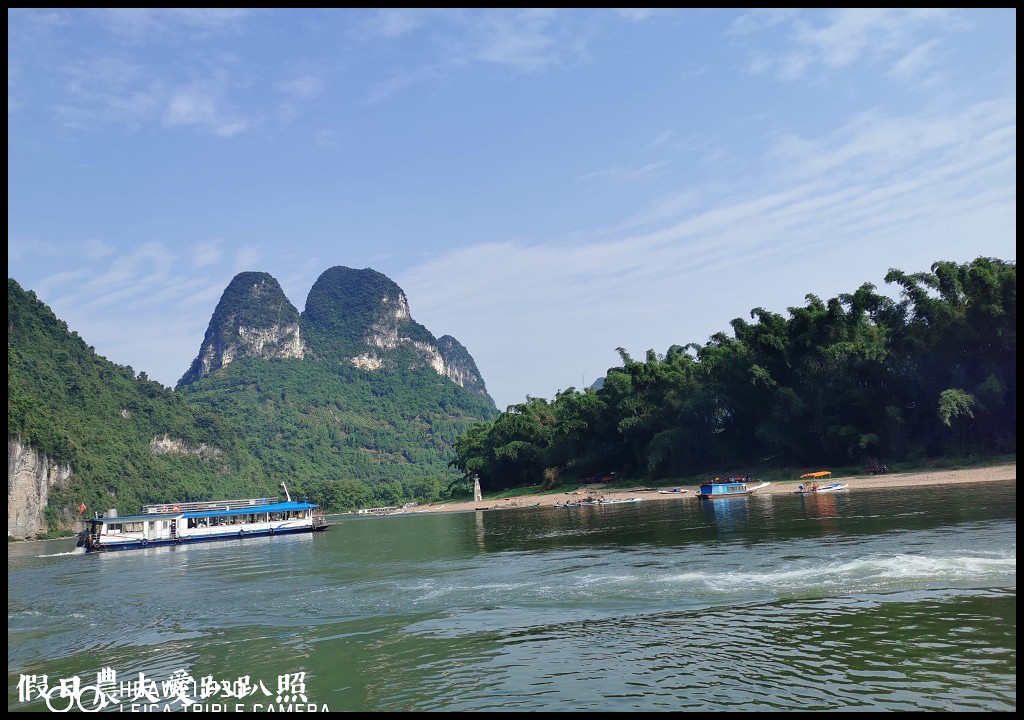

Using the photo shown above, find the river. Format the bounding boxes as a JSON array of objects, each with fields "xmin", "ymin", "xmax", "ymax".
[{"xmin": 8, "ymin": 480, "xmax": 1016, "ymax": 712}]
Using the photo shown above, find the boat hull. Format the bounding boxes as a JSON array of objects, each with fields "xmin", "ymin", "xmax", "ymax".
[
  {"xmin": 796, "ymin": 483, "xmax": 849, "ymax": 494},
  {"xmin": 698, "ymin": 492, "xmax": 752, "ymax": 500},
  {"xmin": 82, "ymin": 524, "xmax": 331, "ymax": 552}
]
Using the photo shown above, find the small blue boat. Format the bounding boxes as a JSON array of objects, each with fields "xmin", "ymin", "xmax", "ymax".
[{"xmin": 697, "ymin": 477, "xmax": 770, "ymax": 500}]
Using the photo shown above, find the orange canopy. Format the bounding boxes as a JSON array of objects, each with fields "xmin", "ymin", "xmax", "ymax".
[{"xmin": 800, "ymin": 471, "xmax": 832, "ymax": 479}]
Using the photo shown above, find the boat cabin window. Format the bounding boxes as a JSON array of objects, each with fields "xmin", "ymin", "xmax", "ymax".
[
  {"xmin": 106, "ymin": 523, "xmax": 122, "ymax": 533},
  {"xmin": 124, "ymin": 521, "xmax": 144, "ymax": 532}
]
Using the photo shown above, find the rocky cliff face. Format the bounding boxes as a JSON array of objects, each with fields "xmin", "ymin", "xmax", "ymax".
[
  {"xmin": 150, "ymin": 434, "xmax": 224, "ymax": 460},
  {"xmin": 437, "ymin": 335, "xmax": 489, "ymax": 396},
  {"xmin": 177, "ymin": 272, "xmax": 304, "ymax": 388},
  {"xmin": 8, "ymin": 438, "xmax": 73, "ymax": 539}
]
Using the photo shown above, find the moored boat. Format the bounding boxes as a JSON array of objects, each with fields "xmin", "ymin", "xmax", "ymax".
[
  {"xmin": 697, "ymin": 476, "xmax": 770, "ymax": 500},
  {"xmin": 796, "ymin": 482, "xmax": 849, "ymax": 494},
  {"xmin": 796, "ymin": 470, "xmax": 848, "ymax": 493},
  {"xmin": 76, "ymin": 483, "xmax": 331, "ymax": 553}
]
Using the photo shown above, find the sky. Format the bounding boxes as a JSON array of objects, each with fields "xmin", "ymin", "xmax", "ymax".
[{"xmin": 7, "ymin": 8, "xmax": 1017, "ymax": 411}]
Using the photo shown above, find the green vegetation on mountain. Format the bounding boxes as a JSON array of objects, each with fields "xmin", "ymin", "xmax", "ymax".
[
  {"xmin": 302, "ymin": 266, "xmax": 434, "ymax": 364},
  {"xmin": 177, "ymin": 356, "xmax": 497, "ymax": 509},
  {"xmin": 8, "ymin": 279, "xmax": 267, "ymax": 530},
  {"xmin": 177, "ymin": 271, "xmax": 301, "ymax": 387},
  {"xmin": 452, "ymin": 257, "xmax": 1016, "ymax": 494},
  {"xmin": 8, "ymin": 265, "xmax": 499, "ymax": 536}
]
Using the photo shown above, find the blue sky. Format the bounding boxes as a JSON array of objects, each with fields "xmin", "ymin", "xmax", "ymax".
[{"xmin": 8, "ymin": 8, "xmax": 1017, "ymax": 410}]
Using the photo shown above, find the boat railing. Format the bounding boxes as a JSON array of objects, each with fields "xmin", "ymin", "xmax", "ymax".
[{"xmin": 141, "ymin": 498, "xmax": 279, "ymax": 514}]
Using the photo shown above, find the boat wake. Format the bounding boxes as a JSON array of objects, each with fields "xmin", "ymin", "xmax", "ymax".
[{"xmin": 37, "ymin": 547, "xmax": 87, "ymax": 557}]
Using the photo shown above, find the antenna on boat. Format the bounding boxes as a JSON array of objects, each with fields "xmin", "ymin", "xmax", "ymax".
[{"xmin": 280, "ymin": 482, "xmax": 291, "ymax": 502}]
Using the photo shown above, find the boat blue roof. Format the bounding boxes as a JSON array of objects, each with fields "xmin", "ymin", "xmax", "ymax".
[
  {"xmin": 182, "ymin": 500, "xmax": 317, "ymax": 518},
  {"xmin": 91, "ymin": 500, "xmax": 317, "ymax": 523}
]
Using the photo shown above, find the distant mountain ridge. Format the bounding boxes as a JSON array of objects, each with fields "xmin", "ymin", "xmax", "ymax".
[{"xmin": 178, "ymin": 266, "xmax": 490, "ymax": 399}]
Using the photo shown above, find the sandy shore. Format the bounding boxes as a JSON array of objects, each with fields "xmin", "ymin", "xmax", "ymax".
[{"xmin": 402, "ymin": 462, "xmax": 1016, "ymax": 515}]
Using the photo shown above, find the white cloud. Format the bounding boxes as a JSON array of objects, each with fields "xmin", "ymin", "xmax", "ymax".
[
  {"xmin": 100, "ymin": 8, "xmax": 252, "ymax": 39},
  {"xmin": 276, "ymin": 75, "xmax": 324, "ymax": 100},
  {"xmin": 730, "ymin": 8, "xmax": 799, "ymax": 36},
  {"xmin": 83, "ymin": 239, "xmax": 115, "ymax": 260},
  {"xmin": 56, "ymin": 56, "xmax": 164, "ymax": 127},
  {"xmin": 887, "ymin": 39, "xmax": 940, "ymax": 80},
  {"xmin": 192, "ymin": 241, "xmax": 224, "ymax": 268},
  {"xmin": 365, "ymin": 9, "xmax": 422, "ymax": 39},
  {"xmin": 739, "ymin": 8, "xmax": 959, "ymax": 80},
  {"xmin": 613, "ymin": 9, "xmax": 659, "ymax": 23},
  {"xmin": 162, "ymin": 84, "xmax": 250, "ymax": 137},
  {"xmin": 471, "ymin": 9, "xmax": 567, "ymax": 72}
]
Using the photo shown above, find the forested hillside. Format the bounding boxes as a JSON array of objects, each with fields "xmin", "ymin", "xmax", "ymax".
[
  {"xmin": 452, "ymin": 258, "xmax": 1016, "ymax": 492},
  {"xmin": 8, "ymin": 279, "xmax": 266, "ymax": 531},
  {"xmin": 178, "ymin": 356, "xmax": 497, "ymax": 509}
]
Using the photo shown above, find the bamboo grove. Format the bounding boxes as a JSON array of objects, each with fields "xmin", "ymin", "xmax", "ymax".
[{"xmin": 451, "ymin": 258, "xmax": 1016, "ymax": 492}]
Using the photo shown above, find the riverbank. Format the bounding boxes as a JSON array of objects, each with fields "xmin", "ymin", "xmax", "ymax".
[{"xmin": 405, "ymin": 462, "xmax": 1016, "ymax": 515}]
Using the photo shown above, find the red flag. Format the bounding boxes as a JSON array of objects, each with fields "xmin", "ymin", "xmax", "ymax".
[{"xmin": 79, "ymin": 503, "xmax": 87, "ymax": 516}]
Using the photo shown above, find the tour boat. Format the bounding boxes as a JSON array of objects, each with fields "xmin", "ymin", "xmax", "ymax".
[
  {"xmin": 76, "ymin": 483, "xmax": 330, "ymax": 553},
  {"xmin": 697, "ymin": 477, "xmax": 770, "ymax": 500}
]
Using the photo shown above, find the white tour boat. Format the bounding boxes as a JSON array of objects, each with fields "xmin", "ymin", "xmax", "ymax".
[{"xmin": 76, "ymin": 483, "xmax": 330, "ymax": 552}]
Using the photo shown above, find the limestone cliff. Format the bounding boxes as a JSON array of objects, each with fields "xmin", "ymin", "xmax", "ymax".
[
  {"xmin": 437, "ymin": 335, "xmax": 489, "ymax": 397},
  {"xmin": 8, "ymin": 438, "xmax": 73, "ymax": 539},
  {"xmin": 150, "ymin": 434, "xmax": 224, "ymax": 460}
]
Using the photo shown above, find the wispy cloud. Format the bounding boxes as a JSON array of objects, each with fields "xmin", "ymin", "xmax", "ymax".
[
  {"xmin": 738, "ymin": 8, "xmax": 959, "ymax": 81},
  {"xmin": 83, "ymin": 239, "xmax": 116, "ymax": 260},
  {"xmin": 362, "ymin": 9, "xmax": 422, "ymax": 39},
  {"xmin": 364, "ymin": 8, "xmax": 599, "ymax": 101},
  {"xmin": 162, "ymin": 80, "xmax": 251, "ymax": 137},
  {"xmin": 578, "ymin": 161, "xmax": 668, "ymax": 183},
  {"xmin": 887, "ymin": 39, "xmax": 941, "ymax": 80},
  {"xmin": 53, "ymin": 54, "xmax": 254, "ymax": 136},
  {"xmin": 472, "ymin": 8, "xmax": 592, "ymax": 72},
  {"xmin": 613, "ymin": 9, "xmax": 660, "ymax": 23},
  {"xmin": 192, "ymin": 240, "xmax": 224, "ymax": 269},
  {"xmin": 98, "ymin": 8, "xmax": 252, "ymax": 40},
  {"xmin": 398, "ymin": 97, "xmax": 1016, "ymax": 406},
  {"xmin": 770, "ymin": 98, "xmax": 1015, "ymax": 183},
  {"xmin": 276, "ymin": 74, "xmax": 325, "ymax": 100}
]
